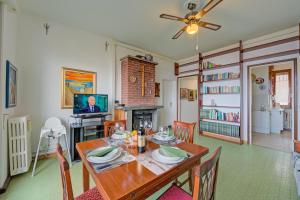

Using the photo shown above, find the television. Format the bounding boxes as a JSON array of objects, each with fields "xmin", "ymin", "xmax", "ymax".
[{"xmin": 73, "ymin": 94, "xmax": 108, "ymax": 114}]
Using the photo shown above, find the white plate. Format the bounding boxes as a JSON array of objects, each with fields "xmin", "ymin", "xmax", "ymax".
[
  {"xmin": 87, "ymin": 147, "xmax": 121, "ymax": 164},
  {"xmin": 158, "ymin": 148, "xmax": 183, "ymax": 162},
  {"xmin": 111, "ymin": 132, "xmax": 127, "ymax": 140},
  {"xmin": 153, "ymin": 133, "xmax": 175, "ymax": 141},
  {"xmin": 152, "ymin": 149, "xmax": 185, "ymax": 164}
]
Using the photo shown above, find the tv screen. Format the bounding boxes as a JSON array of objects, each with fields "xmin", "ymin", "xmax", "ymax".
[{"xmin": 73, "ymin": 94, "xmax": 108, "ymax": 114}]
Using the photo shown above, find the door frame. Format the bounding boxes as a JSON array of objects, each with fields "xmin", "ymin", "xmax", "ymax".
[
  {"xmin": 247, "ymin": 58, "xmax": 298, "ymax": 144},
  {"xmin": 176, "ymin": 74, "xmax": 199, "ymax": 121}
]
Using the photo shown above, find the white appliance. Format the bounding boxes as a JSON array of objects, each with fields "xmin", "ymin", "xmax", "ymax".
[
  {"xmin": 8, "ymin": 116, "xmax": 32, "ymax": 176},
  {"xmin": 271, "ymin": 109, "xmax": 284, "ymax": 134},
  {"xmin": 252, "ymin": 111, "xmax": 270, "ymax": 134}
]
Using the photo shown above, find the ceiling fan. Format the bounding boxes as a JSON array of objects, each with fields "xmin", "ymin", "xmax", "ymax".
[{"xmin": 160, "ymin": 0, "xmax": 223, "ymax": 39}]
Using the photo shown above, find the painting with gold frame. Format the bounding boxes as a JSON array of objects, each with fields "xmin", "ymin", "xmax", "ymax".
[{"xmin": 61, "ymin": 67, "xmax": 96, "ymax": 109}]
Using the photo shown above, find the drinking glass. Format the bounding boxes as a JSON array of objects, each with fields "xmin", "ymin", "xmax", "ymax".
[
  {"xmin": 147, "ymin": 121, "xmax": 153, "ymax": 129},
  {"xmin": 115, "ymin": 123, "xmax": 120, "ymax": 132}
]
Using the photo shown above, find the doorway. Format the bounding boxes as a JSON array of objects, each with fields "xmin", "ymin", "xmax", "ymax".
[
  {"xmin": 177, "ymin": 75, "xmax": 198, "ymax": 124},
  {"xmin": 248, "ymin": 59, "xmax": 297, "ymax": 152}
]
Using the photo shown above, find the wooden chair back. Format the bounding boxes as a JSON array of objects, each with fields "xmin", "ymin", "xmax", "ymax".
[
  {"xmin": 193, "ymin": 146, "xmax": 222, "ymax": 200},
  {"xmin": 294, "ymin": 140, "xmax": 300, "ymax": 153},
  {"xmin": 173, "ymin": 121, "xmax": 196, "ymax": 143},
  {"xmin": 56, "ymin": 144, "xmax": 74, "ymax": 200},
  {"xmin": 104, "ymin": 120, "xmax": 126, "ymax": 137}
]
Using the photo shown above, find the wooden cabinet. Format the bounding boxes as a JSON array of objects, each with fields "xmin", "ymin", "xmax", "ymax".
[{"xmin": 114, "ymin": 109, "xmax": 125, "ymax": 120}]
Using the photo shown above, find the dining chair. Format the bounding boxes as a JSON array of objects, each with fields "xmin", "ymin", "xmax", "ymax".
[
  {"xmin": 56, "ymin": 144, "xmax": 104, "ymax": 200},
  {"xmin": 158, "ymin": 146, "xmax": 222, "ymax": 200},
  {"xmin": 104, "ymin": 120, "xmax": 126, "ymax": 137},
  {"xmin": 173, "ymin": 121, "xmax": 196, "ymax": 190},
  {"xmin": 173, "ymin": 121, "xmax": 196, "ymax": 144}
]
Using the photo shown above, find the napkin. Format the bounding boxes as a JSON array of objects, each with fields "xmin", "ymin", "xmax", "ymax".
[
  {"xmin": 160, "ymin": 145, "xmax": 188, "ymax": 158},
  {"xmin": 88, "ymin": 146, "xmax": 117, "ymax": 157}
]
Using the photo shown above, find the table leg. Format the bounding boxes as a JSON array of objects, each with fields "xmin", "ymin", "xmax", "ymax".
[{"xmin": 83, "ymin": 163, "xmax": 89, "ymax": 192}]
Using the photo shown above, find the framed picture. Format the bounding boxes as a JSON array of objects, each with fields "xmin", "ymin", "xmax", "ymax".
[
  {"xmin": 6, "ymin": 60, "xmax": 17, "ymax": 108},
  {"xmin": 193, "ymin": 89, "xmax": 198, "ymax": 100},
  {"xmin": 180, "ymin": 88, "xmax": 188, "ymax": 99},
  {"xmin": 188, "ymin": 89, "xmax": 195, "ymax": 101},
  {"xmin": 155, "ymin": 82, "xmax": 160, "ymax": 97},
  {"xmin": 61, "ymin": 67, "xmax": 96, "ymax": 109}
]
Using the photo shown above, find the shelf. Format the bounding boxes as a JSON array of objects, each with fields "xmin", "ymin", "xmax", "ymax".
[
  {"xmin": 201, "ymin": 131, "xmax": 242, "ymax": 144},
  {"xmin": 202, "ymin": 105, "xmax": 240, "ymax": 109},
  {"xmin": 202, "ymin": 77, "xmax": 240, "ymax": 83},
  {"xmin": 200, "ymin": 92, "xmax": 240, "ymax": 95},
  {"xmin": 201, "ymin": 62, "xmax": 240, "ymax": 72},
  {"xmin": 200, "ymin": 118, "xmax": 240, "ymax": 125}
]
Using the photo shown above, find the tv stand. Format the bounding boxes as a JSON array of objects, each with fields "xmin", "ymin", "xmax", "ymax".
[{"xmin": 69, "ymin": 113, "xmax": 111, "ymax": 161}]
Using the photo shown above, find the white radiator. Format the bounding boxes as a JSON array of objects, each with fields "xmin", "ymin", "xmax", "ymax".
[{"xmin": 8, "ymin": 116, "xmax": 32, "ymax": 176}]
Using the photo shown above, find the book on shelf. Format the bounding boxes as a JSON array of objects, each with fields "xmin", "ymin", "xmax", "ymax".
[
  {"xmin": 200, "ymin": 121, "xmax": 240, "ymax": 138},
  {"xmin": 201, "ymin": 61, "xmax": 221, "ymax": 70},
  {"xmin": 201, "ymin": 72, "xmax": 240, "ymax": 82},
  {"xmin": 200, "ymin": 109, "xmax": 240, "ymax": 123},
  {"xmin": 200, "ymin": 85, "xmax": 240, "ymax": 94}
]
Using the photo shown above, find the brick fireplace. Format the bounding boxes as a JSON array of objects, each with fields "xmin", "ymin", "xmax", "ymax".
[
  {"xmin": 116, "ymin": 56, "xmax": 163, "ymax": 131},
  {"xmin": 121, "ymin": 56, "xmax": 156, "ymax": 106}
]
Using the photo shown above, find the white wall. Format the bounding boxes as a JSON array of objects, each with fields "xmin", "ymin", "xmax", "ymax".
[
  {"xmin": 16, "ymin": 12, "xmax": 115, "ymax": 153},
  {"xmin": 0, "ymin": 3, "xmax": 19, "ymax": 188},
  {"xmin": 178, "ymin": 76, "xmax": 198, "ymax": 123},
  {"xmin": 251, "ymin": 67, "xmax": 270, "ymax": 111},
  {"xmin": 13, "ymin": 12, "xmax": 176, "ymax": 155}
]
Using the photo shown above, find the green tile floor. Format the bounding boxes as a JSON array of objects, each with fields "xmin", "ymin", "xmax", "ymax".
[{"xmin": 0, "ymin": 135, "xmax": 298, "ymax": 200}]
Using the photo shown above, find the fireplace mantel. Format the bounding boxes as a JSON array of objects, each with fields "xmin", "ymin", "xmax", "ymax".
[{"xmin": 115, "ymin": 105, "xmax": 163, "ymax": 111}]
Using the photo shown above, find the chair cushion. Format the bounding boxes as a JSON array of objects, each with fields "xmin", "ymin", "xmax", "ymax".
[
  {"xmin": 75, "ymin": 187, "xmax": 104, "ymax": 200},
  {"xmin": 158, "ymin": 185, "xmax": 192, "ymax": 200}
]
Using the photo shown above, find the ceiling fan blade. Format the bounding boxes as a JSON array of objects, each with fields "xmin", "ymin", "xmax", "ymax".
[
  {"xmin": 160, "ymin": 14, "xmax": 188, "ymax": 23},
  {"xmin": 198, "ymin": 21, "xmax": 221, "ymax": 31},
  {"xmin": 172, "ymin": 26, "xmax": 187, "ymax": 39},
  {"xmin": 195, "ymin": 0, "xmax": 223, "ymax": 19}
]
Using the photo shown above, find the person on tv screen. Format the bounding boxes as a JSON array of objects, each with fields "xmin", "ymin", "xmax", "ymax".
[{"xmin": 81, "ymin": 96, "xmax": 101, "ymax": 113}]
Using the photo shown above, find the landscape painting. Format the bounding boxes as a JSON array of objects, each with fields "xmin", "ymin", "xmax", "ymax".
[
  {"xmin": 180, "ymin": 88, "xmax": 188, "ymax": 99},
  {"xmin": 6, "ymin": 60, "xmax": 17, "ymax": 108},
  {"xmin": 61, "ymin": 67, "xmax": 96, "ymax": 108}
]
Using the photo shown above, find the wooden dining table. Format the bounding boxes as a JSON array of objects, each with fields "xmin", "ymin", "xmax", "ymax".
[{"xmin": 76, "ymin": 138, "xmax": 209, "ymax": 200}]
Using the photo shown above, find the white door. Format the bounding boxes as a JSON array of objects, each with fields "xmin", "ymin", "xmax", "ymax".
[{"xmin": 162, "ymin": 80, "xmax": 176, "ymax": 126}]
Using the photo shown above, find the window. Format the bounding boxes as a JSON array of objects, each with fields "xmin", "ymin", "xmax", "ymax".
[
  {"xmin": 270, "ymin": 69, "xmax": 291, "ymax": 108},
  {"xmin": 274, "ymin": 73, "xmax": 289, "ymax": 106}
]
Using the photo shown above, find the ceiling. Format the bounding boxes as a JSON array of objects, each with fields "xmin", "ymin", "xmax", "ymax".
[{"xmin": 18, "ymin": 0, "xmax": 300, "ymax": 60}]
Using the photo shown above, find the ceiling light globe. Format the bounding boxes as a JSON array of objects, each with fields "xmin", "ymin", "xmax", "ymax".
[{"xmin": 186, "ymin": 23, "xmax": 198, "ymax": 34}]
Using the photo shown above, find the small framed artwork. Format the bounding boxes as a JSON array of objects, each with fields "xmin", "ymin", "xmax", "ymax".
[
  {"xmin": 180, "ymin": 88, "xmax": 188, "ymax": 99},
  {"xmin": 6, "ymin": 60, "xmax": 17, "ymax": 108},
  {"xmin": 155, "ymin": 82, "xmax": 160, "ymax": 97},
  {"xmin": 61, "ymin": 67, "xmax": 96, "ymax": 109},
  {"xmin": 193, "ymin": 89, "xmax": 198, "ymax": 100},
  {"xmin": 188, "ymin": 89, "xmax": 195, "ymax": 101}
]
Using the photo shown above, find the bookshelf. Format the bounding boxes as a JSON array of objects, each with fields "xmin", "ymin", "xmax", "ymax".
[{"xmin": 198, "ymin": 44, "xmax": 242, "ymax": 144}]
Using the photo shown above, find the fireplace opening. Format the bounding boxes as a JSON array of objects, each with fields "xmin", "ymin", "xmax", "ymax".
[{"xmin": 132, "ymin": 110, "xmax": 153, "ymax": 130}]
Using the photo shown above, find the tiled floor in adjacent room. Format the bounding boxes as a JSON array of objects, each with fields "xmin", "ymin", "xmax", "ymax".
[
  {"xmin": 0, "ymin": 135, "xmax": 298, "ymax": 200},
  {"xmin": 253, "ymin": 131, "xmax": 293, "ymax": 152}
]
